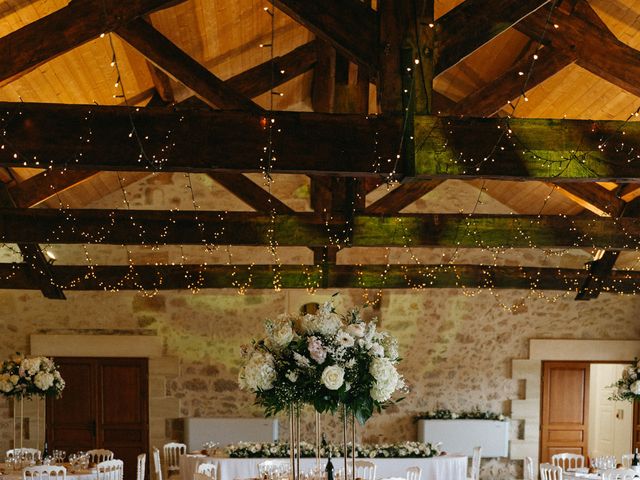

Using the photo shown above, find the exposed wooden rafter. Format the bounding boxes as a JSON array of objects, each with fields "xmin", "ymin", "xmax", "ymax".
[
  {"xmin": 435, "ymin": 0, "xmax": 551, "ymax": 75},
  {"xmin": 2, "ymin": 209, "xmax": 640, "ymax": 249},
  {"xmin": 0, "ymin": 0, "xmax": 181, "ymax": 87},
  {"xmin": 554, "ymin": 183, "xmax": 625, "ymax": 218},
  {"xmin": 208, "ymin": 173, "xmax": 293, "ymax": 214},
  {"xmin": 8, "ymin": 170, "xmax": 98, "ymax": 208},
  {"xmin": 365, "ymin": 180, "xmax": 443, "ymax": 214}
]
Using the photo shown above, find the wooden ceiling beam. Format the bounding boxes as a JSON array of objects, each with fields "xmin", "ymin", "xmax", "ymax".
[
  {"xmin": 8, "ymin": 170, "xmax": 98, "ymax": 208},
  {"xmin": 452, "ymin": 46, "xmax": 575, "ymax": 117},
  {"xmin": 117, "ymin": 19, "xmax": 262, "ymax": 112},
  {"xmin": 553, "ymin": 183, "xmax": 625, "ymax": 217},
  {"xmin": 0, "ymin": 0, "xmax": 181, "ymax": 87},
  {"xmin": 575, "ymin": 250, "xmax": 620, "ymax": 300},
  {"xmin": 619, "ymin": 184, "xmax": 640, "ymax": 203},
  {"xmin": 1, "ymin": 263, "xmax": 638, "ymax": 293},
  {"xmin": 435, "ymin": 0, "xmax": 551, "ymax": 75},
  {"xmin": 0, "ymin": 185, "xmax": 65, "ymax": 299},
  {"xmin": 208, "ymin": 173, "xmax": 293, "ymax": 214},
  {"xmin": 365, "ymin": 180, "xmax": 443, "ymax": 214},
  {"xmin": 269, "ymin": 0, "xmax": 378, "ymax": 74},
  {"xmin": 515, "ymin": 2, "xmax": 640, "ymax": 99},
  {"xmin": 2, "ymin": 209, "xmax": 640, "ymax": 249}
]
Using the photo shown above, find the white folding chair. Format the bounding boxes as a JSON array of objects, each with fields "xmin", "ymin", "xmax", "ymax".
[
  {"xmin": 353, "ymin": 460, "xmax": 376, "ymax": 480},
  {"xmin": 524, "ymin": 456, "xmax": 535, "ymax": 480},
  {"xmin": 467, "ymin": 447, "xmax": 482, "ymax": 480},
  {"xmin": 87, "ymin": 449, "xmax": 115, "ymax": 464},
  {"xmin": 621, "ymin": 454, "xmax": 634, "ymax": 469},
  {"xmin": 8, "ymin": 448, "xmax": 42, "ymax": 462},
  {"xmin": 163, "ymin": 443, "xmax": 186, "ymax": 477},
  {"xmin": 96, "ymin": 459, "xmax": 124, "ymax": 480},
  {"xmin": 551, "ymin": 453, "xmax": 584, "ymax": 470},
  {"xmin": 23, "ymin": 465, "xmax": 66, "ymax": 480},
  {"xmin": 137, "ymin": 453, "xmax": 147, "ymax": 480},
  {"xmin": 153, "ymin": 447, "xmax": 164, "ymax": 480},
  {"xmin": 197, "ymin": 463, "xmax": 217, "ymax": 480},
  {"xmin": 406, "ymin": 466, "xmax": 422, "ymax": 480},
  {"xmin": 601, "ymin": 469, "xmax": 638, "ymax": 480},
  {"xmin": 540, "ymin": 463, "xmax": 562, "ymax": 480}
]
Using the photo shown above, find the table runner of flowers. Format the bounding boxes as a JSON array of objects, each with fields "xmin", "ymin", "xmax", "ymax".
[
  {"xmin": 223, "ymin": 441, "xmax": 441, "ymax": 458},
  {"xmin": 415, "ymin": 408, "xmax": 508, "ymax": 421}
]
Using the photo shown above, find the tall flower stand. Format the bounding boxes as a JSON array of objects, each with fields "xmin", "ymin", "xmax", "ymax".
[{"xmin": 12, "ymin": 395, "xmax": 44, "ymax": 466}]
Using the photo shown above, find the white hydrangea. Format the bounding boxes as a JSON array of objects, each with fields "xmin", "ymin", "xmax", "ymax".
[
  {"xmin": 238, "ymin": 351, "xmax": 276, "ymax": 391},
  {"xmin": 265, "ymin": 317, "xmax": 294, "ymax": 351},
  {"xmin": 300, "ymin": 312, "xmax": 341, "ymax": 336},
  {"xmin": 0, "ymin": 374, "xmax": 12, "ymax": 393},
  {"xmin": 631, "ymin": 380, "xmax": 640, "ymax": 395},
  {"xmin": 22, "ymin": 358, "xmax": 41, "ymax": 376},
  {"xmin": 345, "ymin": 323, "xmax": 365, "ymax": 338},
  {"xmin": 34, "ymin": 371, "xmax": 54, "ymax": 391},
  {"xmin": 369, "ymin": 357, "xmax": 399, "ymax": 402}
]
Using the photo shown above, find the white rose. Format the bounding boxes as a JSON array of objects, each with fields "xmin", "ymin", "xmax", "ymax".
[
  {"xmin": 321, "ymin": 365, "xmax": 345, "ymax": 390},
  {"xmin": 265, "ymin": 318, "xmax": 294, "ymax": 351},
  {"xmin": 631, "ymin": 380, "xmax": 640, "ymax": 395},
  {"xmin": 286, "ymin": 371, "xmax": 298, "ymax": 383},
  {"xmin": 346, "ymin": 323, "xmax": 365, "ymax": 338},
  {"xmin": 34, "ymin": 372, "xmax": 54, "ymax": 391}
]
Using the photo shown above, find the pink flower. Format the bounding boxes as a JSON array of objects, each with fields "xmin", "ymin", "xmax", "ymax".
[{"xmin": 307, "ymin": 336, "xmax": 327, "ymax": 364}]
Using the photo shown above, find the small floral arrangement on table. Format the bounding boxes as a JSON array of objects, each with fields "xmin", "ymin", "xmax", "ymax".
[
  {"xmin": 224, "ymin": 441, "xmax": 441, "ymax": 459},
  {"xmin": 238, "ymin": 298, "xmax": 405, "ymax": 424},
  {"xmin": 415, "ymin": 408, "xmax": 508, "ymax": 421},
  {"xmin": 609, "ymin": 359, "xmax": 640, "ymax": 401},
  {"xmin": 0, "ymin": 353, "xmax": 65, "ymax": 398}
]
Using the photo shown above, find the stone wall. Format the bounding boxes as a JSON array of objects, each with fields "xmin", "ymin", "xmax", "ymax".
[{"xmin": 1, "ymin": 287, "xmax": 639, "ymax": 480}]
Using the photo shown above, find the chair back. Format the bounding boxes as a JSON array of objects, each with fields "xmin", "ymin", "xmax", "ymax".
[
  {"xmin": 153, "ymin": 447, "xmax": 163, "ymax": 480},
  {"xmin": 197, "ymin": 463, "xmax": 217, "ymax": 480},
  {"xmin": 88, "ymin": 449, "xmax": 115, "ymax": 464},
  {"xmin": 524, "ymin": 456, "xmax": 535, "ymax": 480},
  {"xmin": 258, "ymin": 460, "xmax": 290, "ymax": 478},
  {"xmin": 163, "ymin": 443, "xmax": 186, "ymax": 473},
  {"xmin": 137, "ymin": 453, "xmax": 147, "ymax": 480},
  {"xmin": 406, "ymin": 466, "xmax": 422, "ymax": 480},
  {"xmin": 23, "ymin": 465, "xmax": 66, "ymax": 480},
  {"xmin": 601, "ymin": 469, "xmax": 638, "ymax": 480},
  {"xmin": 551, "ymin": 453, "xmax": 584, "ymax": 470},
  {"xmin": 353, "ymin": 460, "xmax": 376, "ymax": 480},
  {"xmin": 469, "ymin": 446, "xmax": 482, "ymax": 480},
  {"xmin": 8, "ymin": 448, "xmax": 42, "ymax": 462},
  {"xmin": 540, "ymin": 463, "xmax": 562, "ymax": 480},
  {"xmin": 621, "ymin": 454, "xmax": 634, "ymax": 469},
  {"xmin": 96, "ymin": 459, "xmax": 124, "ymax": 480}
]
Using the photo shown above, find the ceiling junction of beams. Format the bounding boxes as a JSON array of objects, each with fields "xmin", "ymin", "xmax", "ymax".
[{"xmin": 0, "ymin": 0, "xmax": 639, "ymax": 298}]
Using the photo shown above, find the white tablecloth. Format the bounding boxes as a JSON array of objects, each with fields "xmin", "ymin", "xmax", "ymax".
[{"xmin": 181, "ymin": 455, "xmax": 467, "ymax": 480}]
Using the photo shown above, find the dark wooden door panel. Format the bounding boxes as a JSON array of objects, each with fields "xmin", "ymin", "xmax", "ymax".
[
  {"xmin": 47, "ymin": 358, "xmax": 149, "ymax": 480},
  {"xmin": 540, "ymin": 361, "xmax": 590, "ymax": 463}
]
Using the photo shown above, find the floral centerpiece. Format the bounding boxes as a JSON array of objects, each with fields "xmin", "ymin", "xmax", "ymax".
[
  {"xmin": 238, "ymin": 299, "xmax": 404, "ymax": 424},
  {"xmin": 609, "ymin": 359, "xmax": 640, "ymax": 401},
  {"xmin": 224, "ymin": 441, "xmax": 441, "ymax": 459},
  {"xmin": 0, "ymin": 353, "xmax": 65, "ymax": 398},
  {"xmin": 415, "ymin": 408, "xmax": 508, "ymax": 421}
]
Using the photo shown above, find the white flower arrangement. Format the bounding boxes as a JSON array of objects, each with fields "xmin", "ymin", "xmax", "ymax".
[
  {"xmin": 416, "ymin": 408, "xmax": 508, "ymax": 421},
  {"xmin": 0, "ymin": 353, "xmax": 65, "ymax": 398},
  {"xmin": 609, "ymin": 359, "xmax": 640, "ymax": 401},
  {"xmin": 238, "ymin": 298, "xmax": 405, "ymax": 423},
  {"xmin": 223, "ymin": 441, "xmax": 441, "ymax": 459}
]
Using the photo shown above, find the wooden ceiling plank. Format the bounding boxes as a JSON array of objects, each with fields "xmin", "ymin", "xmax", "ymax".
[
  {"xmin": 365, "ymin": 180, "xmax": 443, "ymax": 214},
  {"xmin": 0, "ymin": 185, "xmax": 65, "ymax": 299},
  {"xmin": 116, "ymin": 18, "xmax": 263, "ymax": 112},
  {"xmin": 515, "ymin": 2, "xmax": 640, "ymax": 99},
  {"xmin": 3, "ymin": 209, "xmax": 640, "ymax": 249},
  {"xmin": 208, "ymin": 173, "xmax": 293, "ymax": 214},
  {"xmin": 8, "ymin": 170, "xmax": 99, "ymax": 208},
  {"xmin": 0, "ymin": 0, "xmax": 180, "ymax": 87},
  {"xmin": 269, "ymin": 0, "xmax": 378, "ymax": 74},
  {"xmin": 452, "ymin": 46, "xmax": 576, "ymax": 117},
  {"xmin": 619, "ymin": 184, "xmax": 640, "ymax": 203},
  {"xmin": 4, "ymin": 263, "xmax": 636, "ymax": 293},
  {"xmin": 435, "ymin": 0, "xmax": 551, "ymax": 75}
]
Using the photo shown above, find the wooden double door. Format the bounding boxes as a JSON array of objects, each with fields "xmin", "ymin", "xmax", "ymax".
[
  {"xmin": 540, "ymin": 361, "xmax": 640, "ymax": 463},
  {"xmin": 46, "ymin": 358, "xmax": 149, "ymax": 480}
]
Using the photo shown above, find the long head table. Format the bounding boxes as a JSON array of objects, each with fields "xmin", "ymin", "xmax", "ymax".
[{"xmin": 180, "ymin": 454, "xmax": 468, "ymax": 480}]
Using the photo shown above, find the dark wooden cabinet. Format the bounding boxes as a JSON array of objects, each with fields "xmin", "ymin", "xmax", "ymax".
[{"xmin": 47, "ymin": 358, "xmax": 149, "ymax": 480}]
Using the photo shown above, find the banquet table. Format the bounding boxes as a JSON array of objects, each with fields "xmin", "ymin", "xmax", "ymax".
[
  {"xmin": 180, "ymin": 454, "xmax": 468, "ymax": 480},
  {"xmin": 0, "ymin": 464, "xmax": 95, "ymax": 480}
]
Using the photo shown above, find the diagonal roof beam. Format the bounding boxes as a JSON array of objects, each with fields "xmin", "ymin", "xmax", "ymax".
[
  {"xmin": 435, "ymin": 0, "xmax": 551, "ymax": 75},
  {"xmin": 269, "ymin": 0, "xmax": 378, "ymax": 74},
  {"xmin": 0, "ymin": 184, "xmax": 65, "ymax": 299},
  {"xmin": 208, "ymin": 173, "xmax": 294, "ymax": 214},
  {"xmin": 515, "ymin": 2, "xmax": 640, "ymax": 99},
  {"xmin": 117, "ymin": 18, "xmax": 262, "ymax": 112},
  {"xmin": 0, "ymin": 0, "xmax": 181, "ymax": 87},
  {"xmin": 8, "ymin": 170, "xmax": 98, "ymax": 208},
  {"xmin": 554, "ymin": 183, "xmax": 625, "ymax": 218},
  {"xmin": 452, "ymin": 46, "xmax": 576, "ymax": 117},
  {"xmin": 365, "ymin": 180, "xmax": 443, "ymax": 214}
]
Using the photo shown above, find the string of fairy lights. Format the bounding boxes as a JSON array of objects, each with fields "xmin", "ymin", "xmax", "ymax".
[{"xmin": 0, "ymin": 1, "xmax": 640, "ymax": 308}]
